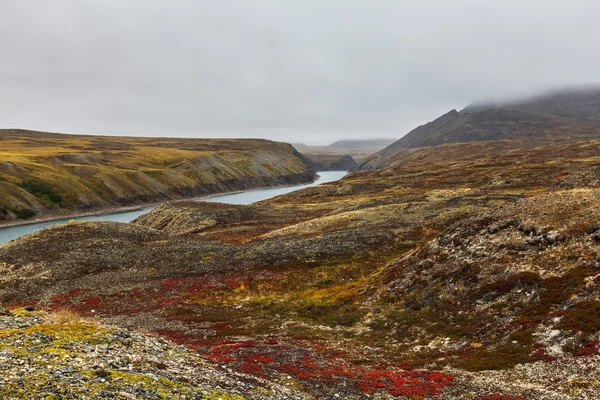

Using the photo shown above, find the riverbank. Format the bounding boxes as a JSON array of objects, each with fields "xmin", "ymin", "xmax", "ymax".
[
  {"xmin": 0, "ymin": 130, "xmax": 317, "ymax": 225},
  {"xmin": 0, "ymin": 172, "xmax": 321, "ymax": 230},
  {"xmin": 0, "ymin": 171, "xmax": 347, "ymax": 245}
]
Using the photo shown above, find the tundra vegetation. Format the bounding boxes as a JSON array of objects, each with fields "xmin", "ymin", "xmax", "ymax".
[
  {"xmin": 2, "ymin": 135, "xmax": 600, "ymax": 398},
  {"xmin": 3, "ymin": 92, "xmax": 600, "ymax": 398}
]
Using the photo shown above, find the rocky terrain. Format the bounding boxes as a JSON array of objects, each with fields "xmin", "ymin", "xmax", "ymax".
[
  {"xmin": 0, "ymin": 308, "xmax": 307, "ymax": 399},
  {"xmin": 0, "ymin": 129, "xmax": 315, "ymax": 225},
  {"xmin": 1, "ymin": 134, "xmax": 600, "ymax": 398},
  {"xmin": 1, "ymin": 90, "xmax": 600, "ymax": 398}
]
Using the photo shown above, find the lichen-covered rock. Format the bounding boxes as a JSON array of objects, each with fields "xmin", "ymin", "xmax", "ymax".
[{"xmin": 0, "ymin": 309, "xmax": 308, "ymax": 399}]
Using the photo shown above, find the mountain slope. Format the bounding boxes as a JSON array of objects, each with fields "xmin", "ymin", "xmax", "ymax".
[
  {"xmin": 0, "ymin": 129, "xmax": 315, "ymax": 224},
  {"xmin": 358, "ymin": 89, "xmax": 600, "ymax": 170},
  {"xmin": 464, "ymin": 87, "xmax": 600, "ymax": 121}
]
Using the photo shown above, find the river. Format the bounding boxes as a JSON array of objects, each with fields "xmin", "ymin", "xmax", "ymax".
[{"xmin": 0, "ymin": 171, "xmax": 347, "ymax": 245}]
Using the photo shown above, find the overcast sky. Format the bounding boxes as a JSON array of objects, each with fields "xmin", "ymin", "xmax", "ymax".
[{"xmin": 1, "ymin": 1, "xmax": 599, "ymax": 145}]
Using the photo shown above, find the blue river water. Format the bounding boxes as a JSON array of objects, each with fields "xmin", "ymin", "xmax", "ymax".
[{"xmin": 0, "ymin": 171, "xmax": 347, "ymax": 245}]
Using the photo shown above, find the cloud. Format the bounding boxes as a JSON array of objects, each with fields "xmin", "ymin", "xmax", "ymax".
[{"xmin": 0, "ymin": 0, "xmax": 599, "ymax": 144}]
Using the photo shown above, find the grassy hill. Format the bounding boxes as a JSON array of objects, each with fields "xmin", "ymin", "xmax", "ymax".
[{"xmin": 0, "ymin": 129, "xmax": 315, "ymax": 224}]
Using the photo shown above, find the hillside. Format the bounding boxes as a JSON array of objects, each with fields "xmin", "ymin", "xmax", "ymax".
[
  {"xmin": 0, "ymin": 308, "xmax": 306, "ymax": 399},
  {"xmin": 463, "ymin": 87, "xmax": 600, "ymax": 121},
  {"xmin": 302, "ymin": 154, "xmax": 357, "ymax": 171},
  {"xmin": 2, "ymin": 137, "xmax": 600, "ymax": 398},
  {"xmin": 0, "ymin": 129, "xmax": 315, "ymax": 225},
  {"xmin": 358, "ymin": 95, "xmax": 600, "ymax": 171}
]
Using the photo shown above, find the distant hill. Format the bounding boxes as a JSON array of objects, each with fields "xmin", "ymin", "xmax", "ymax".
[
  {"xmin": 294, "ymin": 139, "xmax": 394, "ymax": 163},
  {"xmin": 358, "ymin": 87, "xmax": 600, "ymax": 170},
  {"xmin": 327, "ymin": 138, "xmax": 395, "ymax": 149},
  {"xmin": 379, "ymin": 108, "xmax": 580, "ymax": 150},
  {"xmin": 302, "ymin": 154, "xmax": 357, "ymax": 171}
]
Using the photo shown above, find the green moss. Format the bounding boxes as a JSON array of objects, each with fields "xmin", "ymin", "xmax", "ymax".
[
  {"xmin": 0, "ymin": 322, "xmax": 111, "ymax": 346},
  {"xmin": 520, "ymin": 266, "xmax": 593, "ymax": 321},
  {"xmin": 205, "ymin": 389, "xmax": 246, "ymax": 400}
]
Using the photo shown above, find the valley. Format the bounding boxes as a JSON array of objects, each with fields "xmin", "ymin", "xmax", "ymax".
[
  {"xmin": 1, "ymin": 90, "xmax": 600, "ymax": 398},
  {"xmin": 0, "ymin": 129, "xmax": 316, "ymax": 225}
]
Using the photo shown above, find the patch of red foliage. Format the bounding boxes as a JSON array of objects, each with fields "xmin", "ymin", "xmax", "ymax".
[
  {"xmin": 237, "ymin": 362, "xmax": 265, "ymax": 378},
  {"xmin": 358, "ymin": 370, "xmax": 453, "ymax": 397},
  {"xmin": 244, "ymin": 354, "xmax": 275, "ymax": 363},
  {"xmin": 81, "ymin": 297, "xmax": 102, "ymax": 308},
  {"xmin": 38, "ymin": 271, "xmax": 455, "ymax": 397},
  {"xmin": 212, "ymin": 338, "xmax": 453, "ymax": 397},
  {"xmin": 575, "ymin": 340, "xmax": 599, "ymax": 357},
  {"xmin": 189, "ymin": 336, "xmax": 454, "ymax": 397},
  {"xmin": 50, "ymin": 289, "xmax": 88, "ymax": 303}
]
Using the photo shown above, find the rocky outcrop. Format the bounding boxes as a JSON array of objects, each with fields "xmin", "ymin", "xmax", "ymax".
[{"xmin": 0, "ymin": 309, "xmax": 307, "ymax": 399}]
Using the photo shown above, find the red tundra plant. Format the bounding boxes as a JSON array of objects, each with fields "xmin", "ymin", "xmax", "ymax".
[
  {"xmin": 277, "ymin": 353, "xmax": 453, "ymax": 397},
  {"xmin": 575, "ymin": 340, "xmax": 599, "ymax": 357},
  {"xmin": 358, "ymin": 370, "xmax": 454, "ymax": 397},
  {"xmin": 237, "ymin": 362, "xmax": 265, "ymax": 378}
]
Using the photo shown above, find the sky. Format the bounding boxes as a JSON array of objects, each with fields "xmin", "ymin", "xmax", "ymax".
[{"xmin": 1, "ymin": 1, "xmax": 599, "ymax": 145}]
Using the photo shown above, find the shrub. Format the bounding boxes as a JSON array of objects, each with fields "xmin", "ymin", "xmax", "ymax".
[
  {"xmin": 13, "ymin": 208, "xmax": 36, "ymax": 219},
  {"xmin": 559, "ymin": 301, "xmax": 600, "ymax": 333},
  {"xmin": 46, "ymin": 309, "xmax": 84, "ymax": 325},
  {"xmin": 20, "ymin": 180, "xmax": 63, "ymax": 205}
]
